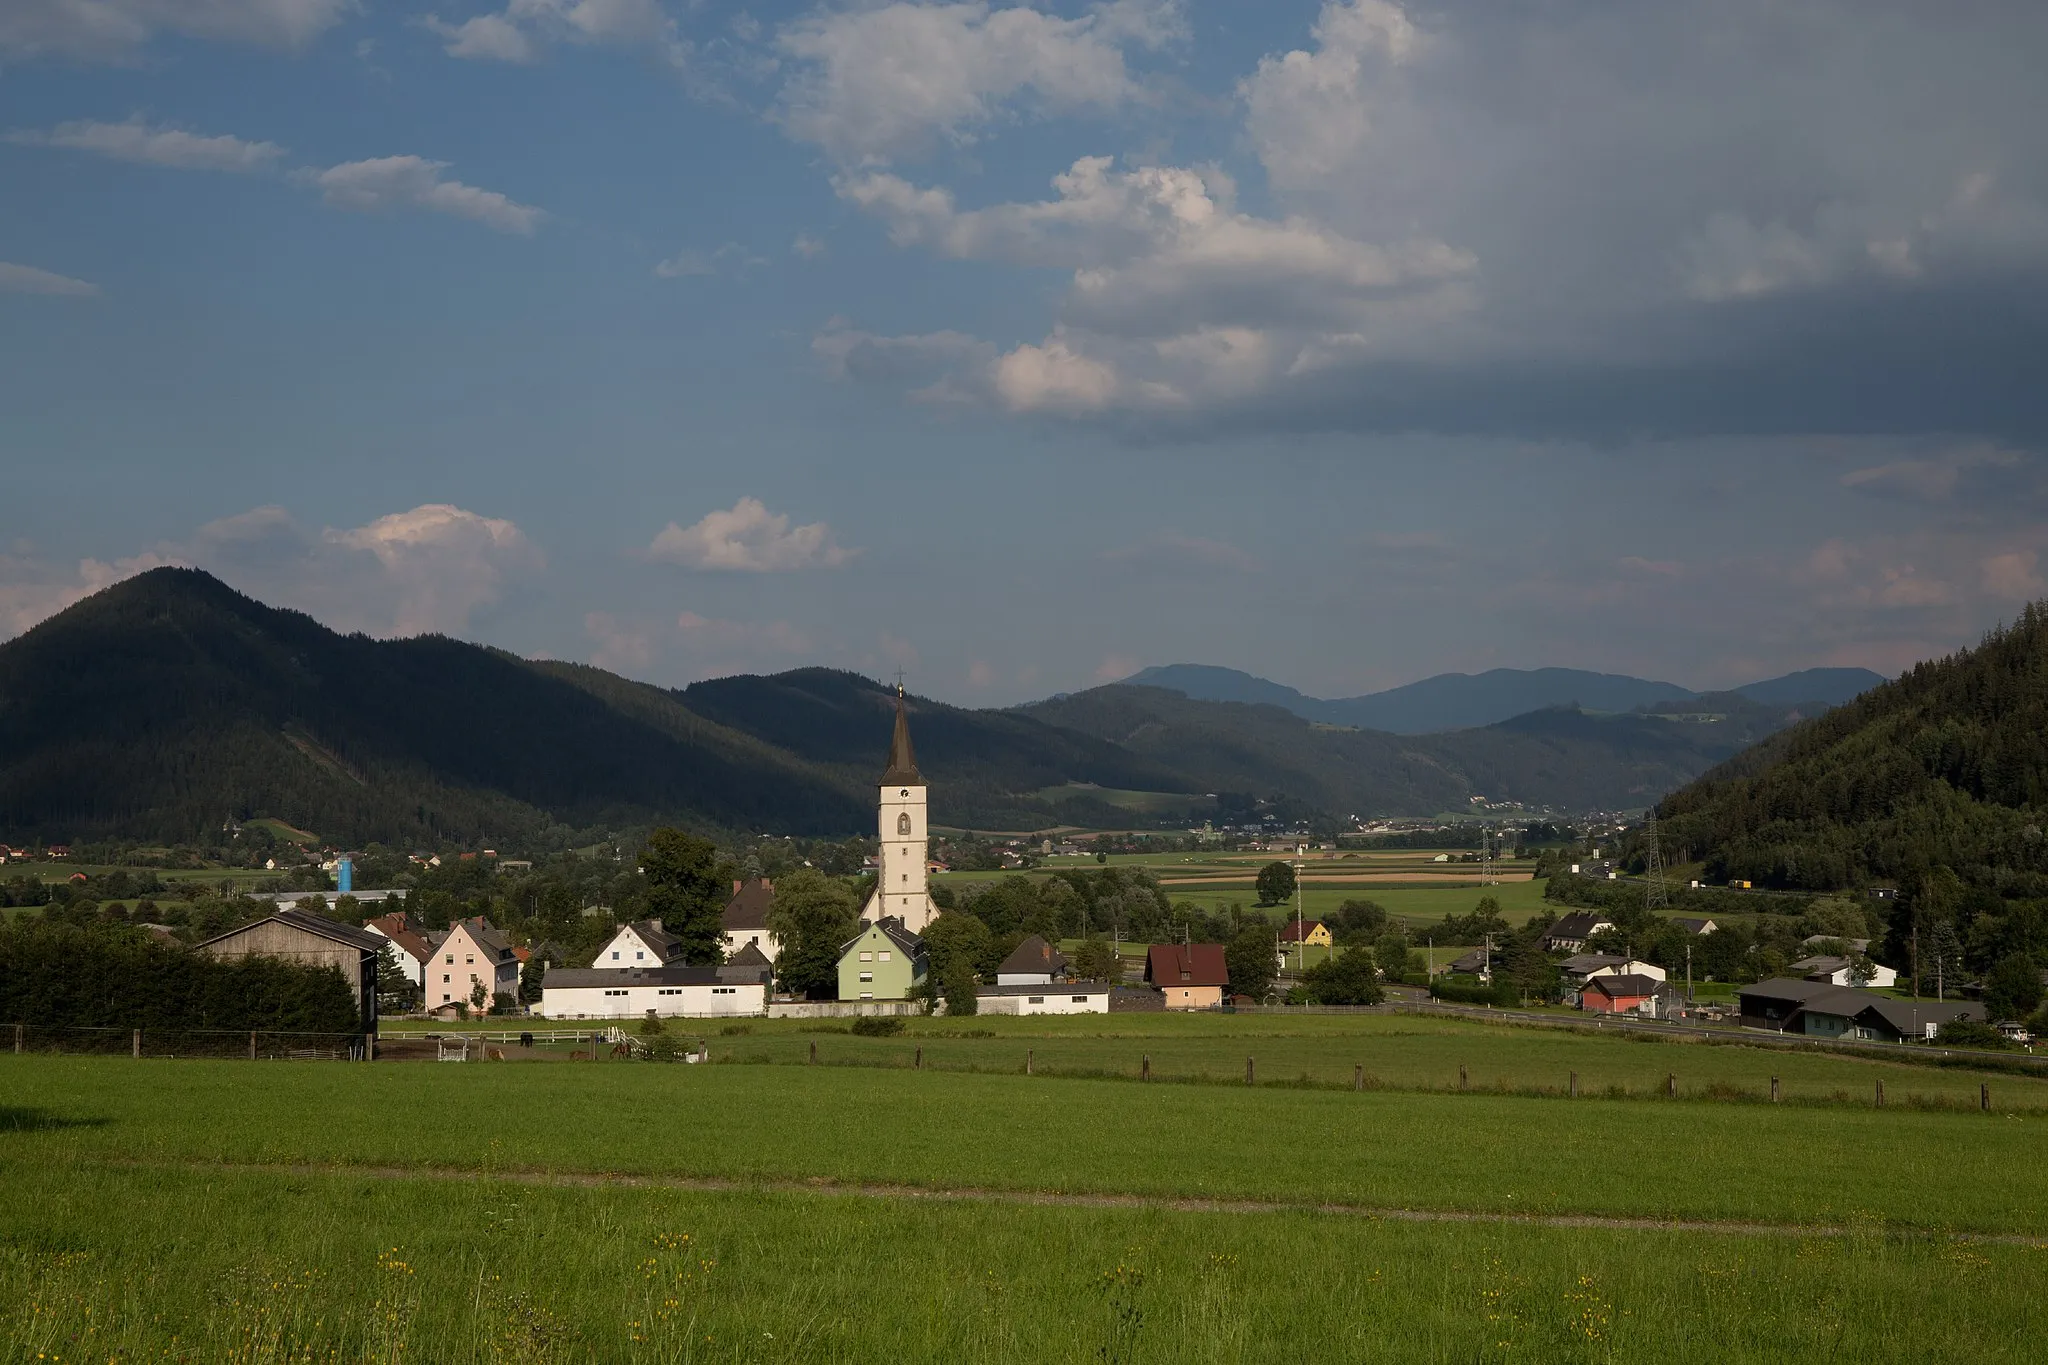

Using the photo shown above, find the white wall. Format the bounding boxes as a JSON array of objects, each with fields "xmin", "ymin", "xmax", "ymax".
[
  {"xmin": 977, "ymin": 990, "xmax": 1109, "ymax": 1016},
  {"xmin": 538, "ymin": 982, "xmax": 766, "ymax": 1019},
  {"xmin": 722, "ymin": 929, "xmax": 780, "ymax": 964}
]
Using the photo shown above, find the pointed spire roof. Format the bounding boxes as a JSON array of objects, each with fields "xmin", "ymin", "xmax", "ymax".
[{"xmin": 880, "ymin": 685, "xmax": 923, "ymax": 785}]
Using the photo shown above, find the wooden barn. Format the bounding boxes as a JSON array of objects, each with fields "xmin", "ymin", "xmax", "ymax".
[{"xmin": 198, "ymin": 908, "xmax": 383, "ymax": 1037}]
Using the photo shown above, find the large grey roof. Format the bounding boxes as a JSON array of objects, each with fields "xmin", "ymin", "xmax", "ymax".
[
  {"xmin": 199, "ymin": 909, "xmax": 385, "ymax": 955},
  {"xmin": 542, "ymin": 966, "xmax": 732, "ymax": 989}
]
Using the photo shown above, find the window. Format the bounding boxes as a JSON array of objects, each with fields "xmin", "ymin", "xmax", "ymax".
[
  {"xmin": 442, "ymin": 993, "xmax": 450, "ymax": 1002},
  {"xmin": 901, "ymin": 874, "xmax": 908, "ymax": 883},
  {"xmin": 465, "ymin": 956, "xmax": 474, "ymax": 965},
  {"xmin": 859, "ymin": 951, "xmax": 872, "ymax": 962},
  {"xmin": 879, "ymin": 951, "xmax": 891, "ymax": 962},
  {"xmin": 445, "ymin": 955, "xmax": 454, "ymax": 964},
  {"xmin": 611, "ymin": 951, "xmax": 620, "ymax": 960},
  {"xmin": 860, "ymin": 993, "xmax": 873, "ymax": 1001},
  {"xmin": 1028, "ymin": 996, "xmax": 1045, "ymax": 1004},
  {"xmin": 635, "ymin": 951, "xmax": 644, "ymax": 960},
  {"xmin": 859, "ymin": 972, "xmax": 873, "ymax": 983},
  {"xmin": 897, "ymin": 812, "xmax": 911, "ymax": 836},
  {"xmin": 1072, "ymin": 996, "xmax": 1087, "ymax": 1003},
  {"xmin": 442, "ymin": 974, "xmax": 450, "ymax": 983}
]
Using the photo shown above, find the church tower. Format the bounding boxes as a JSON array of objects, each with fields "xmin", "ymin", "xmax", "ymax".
[{"xmin": 861, "ymin": 685, "xmax": 934, "ymax": 934}]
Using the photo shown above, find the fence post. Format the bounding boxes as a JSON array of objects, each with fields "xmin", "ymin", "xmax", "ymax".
[
  {"xmin": 1569, "ymin": 1071, "xmax": 1578, "ymax": 1098},
  {"xmin": 1026, "ymin": 1048, "xmax": 1033, "ymax": 1076},
  {"xmin": 1982, "ymin": 1082, "xmax": 1990, "ymax": 1112},
  {"xmin": 1666, "ymin": 1073, "xmax": 1676, "ymax": 1099},
  {"xmin": 915, "ymin": 1045, "xmax": 923, "ymax": 1070},
  {"xmin": 1142, "ymin": 1054, "xmax": 1151, "ymax": 1082},
  {"xmin": 132, "ymin": 1029, "xmax": 141, "ymax": 1059},
  {"xmin": 1459, "ymin": 1064, "xmax": 1469, "ymax": 1090},
  {"xmin": 1771, "ymin": 1076, "xmax": 1780, "ymax": 1103},
  {"xmin": 13, "ymin": 1023, "xmax": 21, "ymax": 1054},
  {"xmin": 1354, "ymin": 1063, "xmax": 1363, "ymax": 1092},
  {"xmin": 808, "ymin": 1040, "xmax": 817, "ymax": 1065},
  {"xmin": 1246, "ymin": 1056, "xmax": 1255, "ymax": 1086},
  {"xmin": 1875, "ymin": 1079, "xmax": 1885, "ymax": 1107},
  {"xmin": 249, "ymin": 1031, "xmax": 257, "ymax": 1061}
]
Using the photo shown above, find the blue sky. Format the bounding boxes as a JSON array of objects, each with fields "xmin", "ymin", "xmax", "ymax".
[{"xmin": 4, "ymin": 0, "xmax": 2047, "ymax": 704}]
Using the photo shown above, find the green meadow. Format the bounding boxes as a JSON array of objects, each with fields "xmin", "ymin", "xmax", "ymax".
[{"xmin": 6, "ymin": 1010, "xmax": 2047, "ymax": 1362}]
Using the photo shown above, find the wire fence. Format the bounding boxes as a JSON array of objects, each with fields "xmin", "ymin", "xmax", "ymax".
[{"xmin": 6, "ymin": 1023, "xmax": 370, "ymax": 1060}]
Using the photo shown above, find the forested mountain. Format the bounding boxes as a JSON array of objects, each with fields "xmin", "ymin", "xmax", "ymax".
[
  {"xmin": 1123, "ymin": 663, "xmax": 1883, "ymax": 733},
  {"xmin": 0, "ymin": 569, "xmax": 1841, "ymax": 846},
  {"xmin": 1020, "ymin": 685, "xmax": 1797, "ymax": 814},
  {"xmin": 1659, "ymin": 606, "xmax": 2048, "ymax": 897}
]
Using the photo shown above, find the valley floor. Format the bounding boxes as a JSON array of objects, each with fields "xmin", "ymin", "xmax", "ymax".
[{"xmin": 4, "ymin": 1014, "xmax": 2044, "ymax": 1362}]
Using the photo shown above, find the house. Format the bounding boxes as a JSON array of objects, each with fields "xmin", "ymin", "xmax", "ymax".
[
  {"xmin": 1446, "ymin": 949, "xmax": 1492, "ymax": 979},
  {"xmin": 425, "ymin": 918, "xmax": 522, "ymax": 1014},
  {"xmin": 1556, "ymin": 954, "xmax": 1666, "ymax": 987},
  {"xmin": 197, "ymin": 909, "xmax": 383, "ymax": 1036},
  {"xmin": 1579, "ymin": 973, "xmax": 1674, "ymax": 1018},
  {"xmin": 1738, "ymin": 978, "xmax": 1984, "ymax": 1042},
  {"xmin": 1276, "ymin": 920, "xmax": 1333, "ymax": 949},
  {"xmin": 720, "ymin": 877, "xmax": 779, "ymax": 963},
  {"xmin": 1144, "ymin": 943, "xmax": 1230, "ymax": 1010},
  {"xmin": 1670, "ymin": 917, "xmax": 1719, "ymax": 936},
  {"xmin": 1790, "ymin": 954, "xmax": 1898, "ymax": 989},
  {"xmin": 594, "ymin": 919, "xmax": 685, "ymax": 970},
  {"xmin": 996, "ymin": 934, "xmax": 1068, "ymax": 986},
  {"xmin": 976, "ymin": 982, "xmax": 1111, "ymax": 1015},
  {"xmin": 537, "ymin": 965, "xmax": 766, "ymax": 1019},
  {"xmin": 721, "ymin": 941, "xmax": 773, "ymax": 985},
  {"xmin": 363, "ymin": 912, "xmax": 434, "ymax": 992},
  {"xmin": 1541, "ymin": 912, "xmax": 1615, "ymax": 953},
  {"xmin": 838, "ymin": 917, "xmax": 928, "ymax": 1001}
]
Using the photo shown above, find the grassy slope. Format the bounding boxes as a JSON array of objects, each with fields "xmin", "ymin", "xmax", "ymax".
[
  {"xmin": 6, "ymin": 1160, "xmax": 2042, "ymax": 1364},
  {"xmin": 5, "ymin": 1050, "xmax": 2046, "ymax": 1234}
]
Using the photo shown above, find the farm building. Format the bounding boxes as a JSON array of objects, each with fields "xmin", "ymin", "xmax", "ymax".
[
  {"xmin": 975, "ymin": 983, "xmax": 1111, "ymax": 1015},
  {"xmin": 1578, "ymin": 973, "xmax": 1675, "ymax": 1018},
  {"xmin": 838, "ymin": 917, "xmax": 928, "ymax": 1000},
  {"xmin": 1145, "ymin": 943, "xmax": 1229, "ymax": 1010},
  {"xmin": 197, "ymin": 909, "xmax": 382, "ymax": 1036},
  {"xmin": 1737, "ymin": 979, "xmax": 1982, "ymax": 1041},
  {"xmin": 538, "ymin": 965, "xmax": 766, "ymax": 1019}
]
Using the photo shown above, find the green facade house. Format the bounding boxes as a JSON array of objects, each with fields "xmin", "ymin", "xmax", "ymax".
[{"xmin": 838, "ymin": 917, "xmax": 928, "ymax": 1001}]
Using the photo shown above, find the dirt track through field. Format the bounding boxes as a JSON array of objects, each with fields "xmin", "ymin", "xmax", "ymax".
[{"xmin": 121, "ymin": 1157, "xmax": 2045, "ymax": 1248}]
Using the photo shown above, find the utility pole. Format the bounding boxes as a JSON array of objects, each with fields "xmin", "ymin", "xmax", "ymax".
[
  {"xmin": 1643, "ymin": 810, "xmax": 1669, "ymax": 914},
  {"xmin": 1294, "ymin": 860, "xmax": 1305, "ymax": 973}
]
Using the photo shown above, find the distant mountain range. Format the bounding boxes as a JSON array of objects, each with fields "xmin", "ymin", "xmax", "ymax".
[
  {"xmin": 0, "ymin": 569, "xmax": 1856, "ymax": 846},
  {"xmin": 1121, "ymin": 663, "xmax": 1886, "ymax": 734}
]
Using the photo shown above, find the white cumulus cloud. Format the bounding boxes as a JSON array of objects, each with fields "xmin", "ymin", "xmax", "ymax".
[
  {"xmin": 647, "ymin": 498, "xmax": 854, "ymax": 572},
  {"xmin": 773, "ymin": 0, "xmax": 1173, "ymax": 165},
  {"xmin": 299, "ymin": 156, "xmax": 544, "ymax": 235},
  {"xmin": 8, "ymin": 118, "xmax": 285, "ymax": 173},
  {"xmin": 421, "ymin": 0, "xmax": 686, "ymax": 67}
]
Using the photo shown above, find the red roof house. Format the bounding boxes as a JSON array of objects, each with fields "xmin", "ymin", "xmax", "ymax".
[{"xmin": 1145, "ymin": 943, "xmax": 1230, "ymax": 1011}]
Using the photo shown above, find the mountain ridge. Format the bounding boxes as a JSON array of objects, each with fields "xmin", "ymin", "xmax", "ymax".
[{"xmin": 1123, "ymin": 662, "xmax": 1886, "ymax": 733}]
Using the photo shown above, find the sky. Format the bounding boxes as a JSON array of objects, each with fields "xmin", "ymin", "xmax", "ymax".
[{"xmin": 3, "ymin": 0, "xmax": 2047, "ymax": 705}]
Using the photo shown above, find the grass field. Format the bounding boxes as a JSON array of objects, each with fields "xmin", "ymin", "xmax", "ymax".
[{"xmin": 8, "ymin": 1017, "xmax": 2046, "ymax": 1361}]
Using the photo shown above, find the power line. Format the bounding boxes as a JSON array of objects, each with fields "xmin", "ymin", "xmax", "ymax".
[{"xmin": 1644, "ymin": 810, "xmax": 1669, "ymax": 913}]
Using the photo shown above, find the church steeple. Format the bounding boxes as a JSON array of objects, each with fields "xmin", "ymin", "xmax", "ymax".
[{"xmin": 880, "ymin": 685, "xmax": 922, "ymax": 785}]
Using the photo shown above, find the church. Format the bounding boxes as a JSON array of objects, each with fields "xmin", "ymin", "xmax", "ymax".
[
  {"xmin": 859, "ymin": 686, "xmax": 936, "ymax": 936},
  {"xmin": 835, "ymin": 685, "xmax": 936, "ymax": 1000}
]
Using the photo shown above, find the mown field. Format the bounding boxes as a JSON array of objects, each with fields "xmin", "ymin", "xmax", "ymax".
[{"xmin": 6, "ymin": 1013, "xmax": 2045, "ymax": 1363}]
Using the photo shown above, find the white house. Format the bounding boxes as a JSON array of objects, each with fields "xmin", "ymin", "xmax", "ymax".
[
  {"xmin": 975, "ymin": 983, "xmax": 1111, "ymax": 1015},
  {"xmin": 593, "ymin": 919, "xmax": 685, "ymax": 970},
  {"xmin": 425, "ymin": 918, "xmax": 522, "ymax": 1014},
  {"xmin": 538, "ymin": 965, "xmax": 766, "ymax": 1019},
  {"xmin": 1584, "ymin": 958, "xmax": 1668, "ymax": 983},
  {"xmin": 363, "ymin": 912, "xmax": 433, "ymax": 992},
  {"xmin": 721, "ymin": 878, "xmax": 779, "ymax": 964},
  {"xmin": 1791, "ymin": 955, "xmax": 1898, "ymax": 989}
]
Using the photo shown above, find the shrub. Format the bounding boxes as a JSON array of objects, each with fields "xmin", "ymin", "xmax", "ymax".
[
  {"xmin": 1936, "ymin": 1020, "xmax": 2010, "ymax": 1050},
  {"xmin": 850, "ymin": 1016, "xmax": 905, "ymax": 1037},
  {"xmin": 1429, "ymin": 979, "xmax": 1520, "ymax": 1007}
]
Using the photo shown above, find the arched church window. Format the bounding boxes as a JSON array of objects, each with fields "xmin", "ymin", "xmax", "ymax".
[{"xmin": 897, "ymin": 813, "xmax": 912, "ymax": 836}]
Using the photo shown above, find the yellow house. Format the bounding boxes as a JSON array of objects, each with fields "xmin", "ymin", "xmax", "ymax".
[{"xmin": 1276, "ymin": 920, "xmax": 1333, "ymax": 949}]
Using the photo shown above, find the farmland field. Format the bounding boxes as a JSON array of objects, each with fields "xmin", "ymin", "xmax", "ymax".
[{"xmin": 4, "ymin": 1011, "xmax": 2046, "ymax": 1362}]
